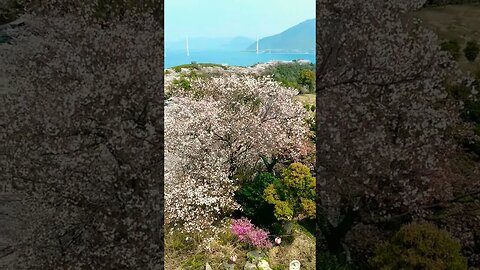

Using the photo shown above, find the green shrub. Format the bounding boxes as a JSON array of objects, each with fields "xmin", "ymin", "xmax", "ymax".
[
  {"xmin": 440, "ymin": 40, "xmax": 461, "ymax": 60},
  {"xmin": 234, "ymin": 173, "xmax": 278, "ymax": 227},
  {"xmin": 298, "ymin": 69, "xmax": 316, "ymax": 92},
  {"xmin": 264, "ymin": 63, "xmax": 315, "ymax": 93},
  {"xmin": 187, "ymin": 70, "xmax": 200, "ymax": 79},
  {"xmin": 171, "ymin": 73, "xmax": 208, "ymax": 96},
  {"xmin": 172, "ymin": 76, "xmax": 191, "ymax": 90},
  {"xmin": 171, "ymin": 63, "xmax": 226, "ymax": 72},
  {"xmin": 263, "ymin": 163, "xmax": 315, "ymax": 221},
  {"xmin": 464, "ymin": 40, "xmax": 480, "ymax": 62},
  {"xmin": 310, "ymin": 105, "xmax": 316, "ymax": 112},
  {"xmin": 370, "ymin": 223, "xmax": 468, "ymax": 270}
]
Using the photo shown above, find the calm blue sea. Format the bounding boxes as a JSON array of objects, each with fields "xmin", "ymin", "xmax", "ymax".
[{"xmin": 164, "ymin": 50, "xmax": 316, "ymax": 68}]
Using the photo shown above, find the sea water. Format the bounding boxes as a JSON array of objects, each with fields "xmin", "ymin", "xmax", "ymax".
[{"xmin": 165, "ymin": 50, "xmax": 316, "ymax": 68}]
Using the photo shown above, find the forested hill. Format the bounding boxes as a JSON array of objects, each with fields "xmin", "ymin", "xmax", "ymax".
[{"xmin": 246, "ymin": 19, "xmax": 315, "ymax": 53}]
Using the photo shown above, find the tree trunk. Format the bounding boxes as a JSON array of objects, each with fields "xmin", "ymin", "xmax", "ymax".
[
  {"xmin": 318, "ymin": 206, "xmax": 359, "ymax": 259},
  {"xmin": 261, "ymin": 156, "xmax": 277, "ymax": 173}
]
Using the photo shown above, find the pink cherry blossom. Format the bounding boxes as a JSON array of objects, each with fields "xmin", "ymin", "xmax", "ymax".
[{"xmin": 165, "ymin": 74, "xmax": 309, "ymax": 232}]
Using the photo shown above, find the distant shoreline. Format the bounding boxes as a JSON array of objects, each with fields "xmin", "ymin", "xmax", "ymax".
[
  {"xmin": 164, "ymin": 59, "xmax": 314, "ymax": 70},
  {"xmin": 166, "ymin": 50, "xmax": 314, "ymax": 55},
  {"xmin": 164, "ymin": 51, "xmax": 316, "ymax": 69},
  {"xmin": 240, "ymin": 51, "xmax": 315, "ymax": 55}
]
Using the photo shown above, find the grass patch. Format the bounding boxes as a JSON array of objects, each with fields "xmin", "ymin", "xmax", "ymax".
[
  {"xmin": 165, "ymin": 220, "xmax": 316, "ymax": 269},
  {"xmin": 295, "ymin": 220, "xmax": 316, "ymax": 239},
  {"xmin": 416, "ymin": 4, "xmax": 480, "ymax": 42},
  {"xmin": 181, "ymin": 253, "xmax": 208, "ymax": 269},
  {"xmin": 295, "ymin": 94, "xmax": 316, "ymax": 106},
  {"xmin": 416, "ymin": 4, "xmax": 480, "ymax": 72},
  {"xmin": 267, "ymin": 225, "xmax": 316, "ymax": 269}
]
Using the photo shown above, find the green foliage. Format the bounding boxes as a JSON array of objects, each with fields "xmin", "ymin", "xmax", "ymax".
[
  {"xmin": 171, "ymin": 63, "xmax": 226, "ymax": 72},
  {"xmin": 370, "ymin": 223, "xmax": 468, "ymax": 270},
  {"xmin": 164, "ymin": 230, "xmax": 198, "ymax": 252},
  {"xmin": 464, "ymin": 40, "xmax": 480, "ymax": 62},
  {"xmin": 246, "ymin": 250, "xmax": 269, "ymax": 265},
  {"xmin": 188, "ymin": 70, "xmax": 199, "ymax": 79},
  {"xmin": 263, "ymin": 163, "xmax": 315, "ymax": 221},
  {"xmin": 173, "ymin": 66, "xmax": 182, "ymax": 73},
  {"xmin": 168, "ymin": 71, "xmax": 210, "ymax": 99},
  {"xmin": 440, "ymin": 40, "xmax": 461, "ymax": 60},
  {"xmin": 298, "ymin": 69, "xmax": 316, "ymax": 92},
  {"xmin": 235, "ymin": 173, "xmax": 277, "ymax": 226},
  {"xmin": 181, "ymin": 253, "xmax": 208, "ymax": 269},
  {"xmin": 264, "ymin": 63, "xmax": 316, "ymax": 94},
  {"xmin": 172, "ymin": 76, "xmax": 191, "ymax": 90}
]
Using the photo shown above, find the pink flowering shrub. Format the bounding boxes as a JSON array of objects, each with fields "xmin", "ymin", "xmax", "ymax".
[
  {"xmin": 230, "ymin": 218, "xmax": 272, "ymax": 248},
  {"xmin": 230, "ymin": 218, "xmax": 254, "ymax": 241}
]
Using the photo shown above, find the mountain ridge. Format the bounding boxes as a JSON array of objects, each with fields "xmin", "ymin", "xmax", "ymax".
[
  {"xmin": 246, "ymin": 19, "xmax": 315, "ymax": 53},
  {"xmin": 165, "ymin": 18, "xmax": 315, "ymax": 53}
]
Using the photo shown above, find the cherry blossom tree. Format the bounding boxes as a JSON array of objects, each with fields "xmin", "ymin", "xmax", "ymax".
[
  {"xmin": 0, "ymin": 1, "xmax": 163, "ymax": 268},
  {"xmin": 316, "ymin": 0, "xmax": 479, "ymax": 262},
  {"xmin": 165, "ymin": 74, "xmax": 310, "ymax": 232}
]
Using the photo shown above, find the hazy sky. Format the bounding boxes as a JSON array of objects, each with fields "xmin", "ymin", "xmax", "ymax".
[{"xmin": 165, "ymin": 0, "xmax": 315, "ymax": 42}]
